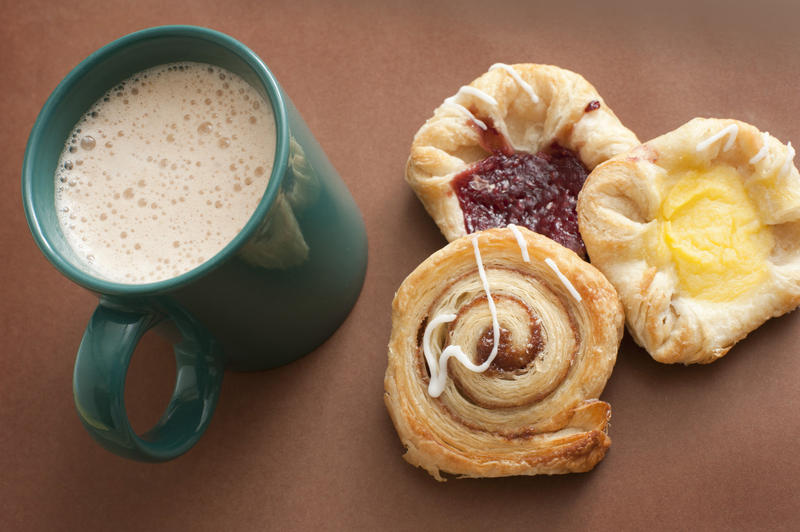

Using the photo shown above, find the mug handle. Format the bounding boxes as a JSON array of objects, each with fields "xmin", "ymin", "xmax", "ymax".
[{"xmin": 73, "ymin": 298, "xmax": 224, "ymax": 461}]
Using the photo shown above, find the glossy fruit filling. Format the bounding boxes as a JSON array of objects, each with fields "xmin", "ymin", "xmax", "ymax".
[{"xmin": 452, "ymin": 143, "xmax": 589, "ymax": 257}]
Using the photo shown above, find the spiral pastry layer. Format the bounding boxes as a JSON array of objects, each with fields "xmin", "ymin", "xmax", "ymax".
[{"xmin": 384, "ymin": 227, "xmax": 624, "ymax": 480}]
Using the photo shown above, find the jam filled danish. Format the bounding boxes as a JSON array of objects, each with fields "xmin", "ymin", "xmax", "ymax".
[
  {"xmin": 384, "ymin": 227, "xmax": 624, "ymax": 479},
  {"xmin": 406, "ymin": 64, "xmax": 639, "ymax": 258}
]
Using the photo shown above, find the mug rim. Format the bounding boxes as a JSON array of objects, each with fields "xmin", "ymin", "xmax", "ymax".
[{"xmin": 22, "ymin": 25, "xmax": 290, "ymax": 296}]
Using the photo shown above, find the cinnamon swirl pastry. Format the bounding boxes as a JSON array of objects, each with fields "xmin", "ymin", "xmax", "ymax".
[
  {"xmin": 578, "ymin": 118, "xmax": 800, "ymax": 364},
  {"xmin": 406, "ymin": 63, "xmax": 639, "ymax": 257},
  {"xmin": 384, "ymin": 226, "xmax": 624, "ymax": 479}
]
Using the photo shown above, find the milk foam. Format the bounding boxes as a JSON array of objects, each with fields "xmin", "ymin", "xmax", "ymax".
[{"xmin": 55, "ymin": 62, "xmax": 276, "ymax": 283}]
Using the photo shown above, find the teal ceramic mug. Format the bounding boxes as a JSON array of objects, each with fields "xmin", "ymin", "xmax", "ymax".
[{"xmin": 22, "ymin": 26, "xmax": 368, "ymax": 461}]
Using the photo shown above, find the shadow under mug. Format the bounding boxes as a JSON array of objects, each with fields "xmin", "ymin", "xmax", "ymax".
[{"xmin": 22, "ymin": 26, "xmax": 368, "ymax": 461}]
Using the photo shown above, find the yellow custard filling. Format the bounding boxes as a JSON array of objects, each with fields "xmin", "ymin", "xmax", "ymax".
[{"xmin": 656, "ymin": 165, "xmax": 773, "ymax": 302}]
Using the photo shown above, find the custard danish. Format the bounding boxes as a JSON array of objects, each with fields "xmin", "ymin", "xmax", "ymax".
[
  {"xmin": 384, "ymin": 227, "xmax": 624, "ymax": 479},
  {"xmin": 578, "ymin": 118, "xmax": 800, "ymax": 364}
]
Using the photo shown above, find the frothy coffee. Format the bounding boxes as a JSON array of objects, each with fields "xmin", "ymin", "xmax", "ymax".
[{"xmin": 55, "ymin": 62, "xmax": 276, "ymax": 283}]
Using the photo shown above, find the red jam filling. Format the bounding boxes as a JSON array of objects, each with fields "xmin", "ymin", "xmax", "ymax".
[
  {"xmin": 472, "ymin": 122, "xmax": 514, "ymax": 157},
  {"xmin": 452, "ymin": 142, "xmax": 589, "ymax": 257}
]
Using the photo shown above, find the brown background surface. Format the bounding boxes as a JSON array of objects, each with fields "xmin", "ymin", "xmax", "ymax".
[{"xmin": 2, "ymin": 0, "xmax": 799, "ymax": 530}]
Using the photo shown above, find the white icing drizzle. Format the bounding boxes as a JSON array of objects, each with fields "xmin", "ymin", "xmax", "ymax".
[
  {"xmin": 748, "ymin": 131, "xmax": 770, "ymax": 165},
  {"xmin": 443, "ymin": 101, "xmax": 487, "ymax": 130},
  {"xmin": 443, "ymin": 85, "xmax": 497, "ymax": 131},
  {"xmin": 489, "ymin": 63, "xmax": 540, "ymax": 103},
  {"xmin": 507, "ymin": 224, "xmax": 530, "ymax": 262},
  {"xmin": 696, "ymin": 124, "xmax": 739, "ymax": 153},
  {"xmin": 449, "ymin": 85, "xmax": 499, "ymax": 107},
  {"xmin": 780, "ymin": 141, "xmax": 795, "ymax": 179},
  {"xmin": 422, "ymin": 236, "xmax": 500, "ymax": 398},
  {"xmin": 544, "ymin": 257, "xmax": 582, "ymax": 302}
]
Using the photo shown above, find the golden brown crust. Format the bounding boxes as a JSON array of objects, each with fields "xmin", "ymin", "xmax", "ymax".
[
  {"xmin": 384, "ymin": 227, "xmax": 624, "ymax": 479},
  {"xmin": 578, "ymin": 117, "xmax": 800, "ymax": 364},
  {"xmin": 406, "ymin": 64, "xmax": 640, "ymax": 242}
]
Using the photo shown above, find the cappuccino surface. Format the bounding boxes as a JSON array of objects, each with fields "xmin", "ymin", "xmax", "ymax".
[{"xmin": 55, "ymin": 62, "xmax": 276, "ymax": 283}]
